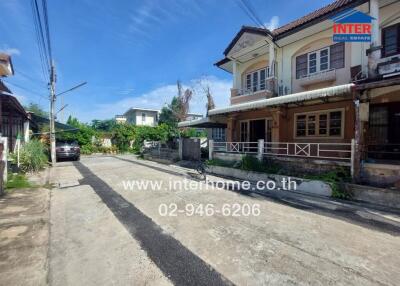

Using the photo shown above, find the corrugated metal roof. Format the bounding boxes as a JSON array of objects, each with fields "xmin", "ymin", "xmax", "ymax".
[
  {"xmin": 208, "ymin": 83, "xmax": 355, "ymax": 116},
  {"xmin": 178, "ymin": 117, "xmax": 209, "ymax": 128}
]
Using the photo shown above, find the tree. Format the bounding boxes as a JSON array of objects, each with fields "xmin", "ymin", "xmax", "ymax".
[
  {"xmin": 204, "ymin": 86, "xmax": 215, "ymax": 115},
  {"xmin": 24, "ymin": 102, "xmax": 49, "ymax": 117},
  {"xmin": 91, "ymin": 119, "xmax": 116, "ymax": 132},
  {"xmin": 159, "ymin": 80, "xmax": 193, "ymax": 126},
  {"xmin": 58, "ymin": 116, "xmax": 96, "ymax": 147}
]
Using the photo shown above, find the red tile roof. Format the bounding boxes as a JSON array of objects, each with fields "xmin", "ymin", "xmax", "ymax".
[{"xmin": 273, "ymin": 0, "xmax": 368, "ymax": 38}]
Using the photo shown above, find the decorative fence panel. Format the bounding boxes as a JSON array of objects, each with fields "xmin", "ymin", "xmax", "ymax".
[{"xmin": 212, "ymin": 141, "xmax": 352, "ymax": 163}]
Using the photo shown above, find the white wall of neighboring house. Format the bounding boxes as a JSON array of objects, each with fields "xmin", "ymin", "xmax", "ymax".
[
  {"xmin": 124, "ymin": 109, "xmax": 159, "ymax": 126},
  {"xmin": 135, "ymin": 110, "xmax": 158, "ymax": 126}
]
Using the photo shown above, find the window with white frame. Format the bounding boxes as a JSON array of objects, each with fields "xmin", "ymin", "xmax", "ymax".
[
  {"xmin": 307, "ymin": 47, "xmax": 330, "ymax": 74},
  {"xmin": 296, "ymin": 43, "xmax": 344, "ymax": 79},
  {"xmin": 212, "ymin": 128, "xmax": 226, "ymax": 141},
  {"xmin": 295, "ymin": 109, "xmax": 344, "ymax": 137},
  {"xmin": 244, "ymin": 67, "xmax": 270, "ymax": 93}
]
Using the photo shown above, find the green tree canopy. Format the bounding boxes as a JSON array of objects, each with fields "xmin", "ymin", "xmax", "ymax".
[
  {"xmin": 91, "ymin": 119, "xmax": 116, "ymax": 132},
  {"xmin": 24, "ymin": 102, "xmax": 49, "ymax": 118}
]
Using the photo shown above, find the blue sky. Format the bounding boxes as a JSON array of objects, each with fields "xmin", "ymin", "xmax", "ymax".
[{"xmin": 1, "ymin": 0, "xmax": 332, "ymax": 123}]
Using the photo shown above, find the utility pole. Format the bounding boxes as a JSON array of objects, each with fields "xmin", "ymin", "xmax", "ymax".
[{"xmin": 49, "ymin": 61, "xmax": 56, "ymax": 165}]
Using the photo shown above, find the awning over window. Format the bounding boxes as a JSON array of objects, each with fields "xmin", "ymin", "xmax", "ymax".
[{"xmin": 208, "ymin": 83, "xmax": 355, "ymax": 116}]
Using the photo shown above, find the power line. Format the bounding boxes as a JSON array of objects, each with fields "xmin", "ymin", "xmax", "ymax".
[
  {"xmin": 42, "ymin": 0, "xmax": 53, "ymax": 62},
  {"xmin": 30, "ymin": 0, "xmax": 57, "ymax": 164},
  {"xmin": 16, "ymin": 70, "xmax": 47, "ymax": 85},
  {"xmin": 235, "ymin": 0, "xmax": 267, "ymax": 29},
  {"xmin": 2, "ymin": 80, "xmax": 48, "ymax": 99},
  {"xmin": 31, "ymin": 0, "xmax": 49, "ymax": 80}
]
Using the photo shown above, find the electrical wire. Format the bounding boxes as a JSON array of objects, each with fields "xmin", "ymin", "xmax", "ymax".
[
  {"xmin": 2, "ymin": 80, "xmax": 48, "ymax": 100},
  {"xmin": 31, "ymin": 0, "xmax": 49, "ymax": 81},
  {"xmin": 235, "ymin": 0, "xmax": 267, "ymax": 29}
]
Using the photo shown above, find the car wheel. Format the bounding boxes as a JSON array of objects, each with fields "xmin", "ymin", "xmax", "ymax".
[{"xmin": 76, "ymin": 156, "xmax": 80, "ymax": 161}]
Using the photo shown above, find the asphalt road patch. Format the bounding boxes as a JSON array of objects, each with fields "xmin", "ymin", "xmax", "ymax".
[{"xmin": 73, "ymin": 161, "xmax": 233, "ymax": 286}]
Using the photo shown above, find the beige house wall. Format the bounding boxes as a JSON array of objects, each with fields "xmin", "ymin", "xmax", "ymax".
[{"xmin": 228, "ymin": 1, "xmax": 400, "ymax": 105}]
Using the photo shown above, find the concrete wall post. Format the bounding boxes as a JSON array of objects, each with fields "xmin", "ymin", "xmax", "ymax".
[
  {"xmin": 257, "ymin": 139, "xmax": 264, "ymax": 161},
  {"xmin": 209, "ymin": 139, "xmax": 214, "ymax": 160},
  {"xmin": 178, "ymin": 138, "xmax": 183, "ymax": 160}
]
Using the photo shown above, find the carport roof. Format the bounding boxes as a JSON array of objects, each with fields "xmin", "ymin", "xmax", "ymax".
[
  {"xmin": 178, "ymin": 117, "xmax": 227, "ymax": 128},
  {"xmin": 208, "ymin": 83, "xmax": 355, "ymax": 116}
]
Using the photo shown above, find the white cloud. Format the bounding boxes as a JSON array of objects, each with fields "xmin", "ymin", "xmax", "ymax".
[
  {"xmin": 76, "ymin": 76, "xmax": 231, "ymax": 122},
  {"xmin": 264, "ymin": 16, "xmax": 279, "ymax": 31},
  {"xmin": 0, "ymin": 47, "xmax": 21, "ymax": 56}
]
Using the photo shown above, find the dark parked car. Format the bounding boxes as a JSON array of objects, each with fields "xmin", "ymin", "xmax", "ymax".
[{"xmin": 56, "ymin": 141, "xmax": 80, "ymax": 161}]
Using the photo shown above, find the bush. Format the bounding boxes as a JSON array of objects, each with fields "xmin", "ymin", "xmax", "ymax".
[
  {"xmin": 304, "ymin": 168, "xmax": 352, "ymax": 199},
  {"xmin": 11, "ymin": 140, "xmax": 48, "ymax": 173},
  {"xmin": 240, "ymin": 155, "xmax": 264, "ymax": 172},
  {"xmin": 97, "ymin": 146, "xmax": 118, "ymax": 154}
]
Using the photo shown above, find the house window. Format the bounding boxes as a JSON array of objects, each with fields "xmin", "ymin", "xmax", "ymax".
[
  {"xmin": 244, "ymin": 67, "xmax": 270, "ymax": 93},
  {"xmin": 330, "ymin": 42, "xmax": 345, "ymax": 69},
  {"xmin": 142, "ymin": 113, "xmax": 146, "ymax": 122},
  {"xmin": 246, "ymin": 74, "xmax": 251, "ymax": 91},
  {"xmin": 308, "ymin": 52, "xmax": 317, "ymax": 74},
  {"xmin": 212, "ymin": 128, "xmax": 226, "ymax": 141},
  {"xmin": 240, "ymin": 121, "xmax": 248, "ymax": 141},
  {"xmin": 295, "ymin": 110, "xmax": 343, "ymax": 137},
  {"xmin": 307, "ymin": 47, "xmax": 330, "ymax": 75},
  {"xmin": 382, "ymin": 23, "xmax": 400, "ymax": 57},
  {"xmin": 296, "ymin": 43, "xmax": 344, "ymax": 79},
  {"xmin": 296, "ymin": 54, "xmax": 308, "ymax": 79}
]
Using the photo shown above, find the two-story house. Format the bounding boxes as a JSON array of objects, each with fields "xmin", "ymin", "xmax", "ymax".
[
  {"xmin": 123, "ymin": 108, "xmax": 159, "ymax": 127},
  {"xmin": 180, "ymin": 0, "xmax": 400, "ymax": 187}
]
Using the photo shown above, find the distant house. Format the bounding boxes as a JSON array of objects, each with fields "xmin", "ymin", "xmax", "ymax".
[
  {"xmin": 123, "ymin": 108, "xmax": 159, "ymax": 127},
  {"xmin": 115, "ymin": 115, "xmax": 127, "ymax": 124}
]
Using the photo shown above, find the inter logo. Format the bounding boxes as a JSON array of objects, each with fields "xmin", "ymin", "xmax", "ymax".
[{"xmin": 331, "ymin": 9, "xmax": 375, "ymax": 42}]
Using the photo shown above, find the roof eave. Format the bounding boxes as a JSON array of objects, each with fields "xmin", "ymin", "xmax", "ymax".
[{"xmin": 223, "ymin": 26, "xmax": 273, "ymax": 56}]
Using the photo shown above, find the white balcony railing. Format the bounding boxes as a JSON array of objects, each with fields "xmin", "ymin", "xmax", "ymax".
[
  {"xmin": 298, "ymin": 69, "xmax": 336, "ymax": 86},
  {"xmin": 237, "ymin": 77, "xmax": 276, "ymax": 96}
]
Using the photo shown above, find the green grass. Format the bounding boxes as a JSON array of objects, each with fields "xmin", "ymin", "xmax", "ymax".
[{"xmin": 6, "ymin": 173, "xmax": 34, "ymax": 190}]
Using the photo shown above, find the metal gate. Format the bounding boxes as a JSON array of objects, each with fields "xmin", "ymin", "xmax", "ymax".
[{"xmin": 182, "ymin": 138, "xmax": 201, "ymax": 161}]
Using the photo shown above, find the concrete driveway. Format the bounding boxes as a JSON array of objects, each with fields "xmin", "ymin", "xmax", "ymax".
[{"xmin": 47, "ymin": 155, "xmax": 400, "ymax": 286}]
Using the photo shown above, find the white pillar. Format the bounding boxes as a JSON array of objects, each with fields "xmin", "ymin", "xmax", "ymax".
[
  {"xmin": 24, "ymin": 121, "xmax": 30, "ymax": 142},
  {"xmin": 257, "ymin": 139, "xmax": 264, "ymax": 161},
  {"xmin": 209, "ymin": 139, "xmax": 214, "ymax": 160},
  {"xmin": 232, "ymin": 61, "xmax": 239, "ymax": 89},
  {"xmin": 368, "ymin": 0, "xmax": 381, "ymax": 78},
  {"xmin": 269, "ymin": 43, "xmax": 275, "ymax": 77}
]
